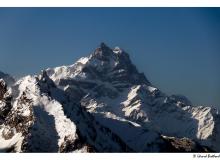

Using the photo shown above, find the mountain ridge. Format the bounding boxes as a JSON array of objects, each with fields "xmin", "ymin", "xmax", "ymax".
[
  {"xmin": 0, "ymin": 43, "xmax": 219, "ymax": 152},
  {"xmin": 0, "ymin": 71, "xmax": 15, "ymax": 86}
]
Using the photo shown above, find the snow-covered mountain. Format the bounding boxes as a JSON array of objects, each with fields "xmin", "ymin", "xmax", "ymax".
[
  {"xmin": 0, "ymin": 71, "xmax": 15, "ymax": 86},
  {"xmin": 0, "ymin": 43, "xmax": 219, "ymax": 152}
]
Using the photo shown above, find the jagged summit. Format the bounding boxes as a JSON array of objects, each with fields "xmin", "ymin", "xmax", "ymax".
[
  {"xmin": 0, "ymin": 71, "xmax": 15, "ymax": 86},
  {"xmin": 46, "ymin": 43, "xmax": 151, "ymax": 86},
  {"xmin": 96, "ymin": 43, "xmax": 123, "ymax": 55},
  {"xmin": 0, "ymin": 43, "xmax": 219, "ymax": 153},
  {"xmin": 93, "ymin": 42, "xmax": 112, "ymax": 57},
  {"xmin": 88, "ymin": 43, "xmax": 150, "ymax": 85},
  {"xmin": 100, "ymin": 42, "xmax": 109, "ymax": 49},
  {"xmin": 93, "ymin": 42, "xmax": 124, "ymax": 58}
]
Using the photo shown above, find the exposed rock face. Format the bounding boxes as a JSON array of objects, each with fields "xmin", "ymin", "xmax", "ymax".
[
  {"xmin": 0, "ymin": 79, "xmax": 12, "ymax": 124},
  {"xmin": 0, "ymin": 79, "xmax": 7, "ymax": 99},
  {"xmin": 0, "ymin": 43, "xmax": 219, "ymax": 152},
  {"xmin": 0, "ymin": 71, "xmax": 15, "ymax": 86},
  {"xmin": 0, "ymin": 73, "xmax": 131, "ymax": 153},
  {"xmin": 161, "ymin": 136, "xmax": 212, "ymax": 152}
]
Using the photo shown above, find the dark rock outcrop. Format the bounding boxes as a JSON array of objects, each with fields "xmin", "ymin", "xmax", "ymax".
[{"xmin": 161, "ymin": 136, "xmax": 212, "ymax": 152}]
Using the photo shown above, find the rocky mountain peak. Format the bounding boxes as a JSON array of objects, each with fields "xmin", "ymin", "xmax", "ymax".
[
  {"xmin": 92, "ymin": 43, "xmax": 127, "ymax": 60},
  {"xmin": 46, "ymin": 43, "xmax": 149, "ymax": 87},
  {"xmin": 92, "ymin": 42, "xmax": 113, "ymax": 58},
  {"xmin": 85, "ymin": 43, "xmax": 151, "ymax": 85},
  {"xmin": 0, "ymin": 71, "xmax": 15, "ymax": 86},
  {"xmin": 0, "ymin": 43, "xmax": 219, "ymax": 153},
  {"xmin": 100, "ymin": 42, "xmax": 109, "ymax": 50}
]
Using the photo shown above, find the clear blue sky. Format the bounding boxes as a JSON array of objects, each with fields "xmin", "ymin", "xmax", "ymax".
[{"xmin": 0, "ymin": 8, "xmax": 219, "ymax": 108}]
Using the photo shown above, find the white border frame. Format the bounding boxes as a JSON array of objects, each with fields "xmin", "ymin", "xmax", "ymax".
[
  {"xmin": 0, "ymin": 0, "xmax": 220, "ymax": 7},
  {"xmin": 2, "ymin": 153, "xmax": 220, "ymax": 160}
]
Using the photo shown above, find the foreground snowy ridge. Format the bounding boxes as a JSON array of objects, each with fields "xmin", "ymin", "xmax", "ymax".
[{"xmin": 0, "ymin": 43, "xmax": 219, "ymax": 152}]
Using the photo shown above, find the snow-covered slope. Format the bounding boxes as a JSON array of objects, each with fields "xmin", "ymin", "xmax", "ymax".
[
  {"xmin": 0, "ymin": 71, "xmax": 15, "ymax": 86},
  {"xmin": 0, "ymin": 43, "xmax": 218, "ymax": 152},
  {"xmin": 0, "ymin": 72, "xmax": 130, "ymax": 152}
]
